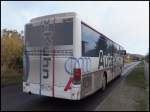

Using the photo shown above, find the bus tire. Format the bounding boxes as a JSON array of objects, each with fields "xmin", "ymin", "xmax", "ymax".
[{"xmin": 102, "ymin": 74, "xmax": 107, "ymax": 91}]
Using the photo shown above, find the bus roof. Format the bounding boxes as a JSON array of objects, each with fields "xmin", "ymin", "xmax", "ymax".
[
  {"xmin": 30, "ymin": 12, "xmax": 124, "ymax": 49},
  {"xmin": 30, "ymin": 12, "xmax": 77, "ymax": 23}
]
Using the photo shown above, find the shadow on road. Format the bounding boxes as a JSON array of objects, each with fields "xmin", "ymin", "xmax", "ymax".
[
  {"xmin": 2, "ymin": 76, "xmax": 122, "ymax": 111},
  {"xmin": 3, "ymin": 62, "xmax": 140, "ymax": 111}
]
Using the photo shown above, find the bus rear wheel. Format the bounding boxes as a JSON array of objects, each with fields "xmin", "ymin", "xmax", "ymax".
[{"xmin": 102, "ymin": 75, "xmax": 106, "ymax": 91}]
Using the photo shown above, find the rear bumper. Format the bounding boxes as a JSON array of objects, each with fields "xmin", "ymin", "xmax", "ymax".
[{"xmin": 23, "ymin": 82, "xmax": 81, "ymax": 100}]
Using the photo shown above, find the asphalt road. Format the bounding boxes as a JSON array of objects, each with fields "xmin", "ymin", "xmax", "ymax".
[
  {"xmin": 1, "ymin": 61, "xmax": 140, "ymax": 111},
  {"xmin": 144, "ymin": 61, "xmax": 149, "ymax": 82},
  {"xmin": 144, "ymin": 61, "xmax": 149, "ymax": 111}
]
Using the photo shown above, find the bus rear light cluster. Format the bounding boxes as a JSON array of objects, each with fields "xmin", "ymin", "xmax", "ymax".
[{"xmin": 73, "ymin": 68, "xmax": 81, "ymax": 84}]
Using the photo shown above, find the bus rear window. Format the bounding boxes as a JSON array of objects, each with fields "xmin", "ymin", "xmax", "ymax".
[{"xmin": 25, "ymin": 18, "xmax": 73, "ymax": 47}]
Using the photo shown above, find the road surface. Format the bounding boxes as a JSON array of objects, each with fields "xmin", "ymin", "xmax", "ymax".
[
  {"xmin": 144, "ymin": 61, "xmax": 149, "ymax": 82},
  {"xmin": 144, "ymin": 61, "xmax": 149, "ymax": 111},
  {"xmin": 1, "ymin": 61, "xmax": 140, "ymax": 111}
]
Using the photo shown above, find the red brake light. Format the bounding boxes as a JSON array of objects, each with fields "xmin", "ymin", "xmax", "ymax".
[{"xmin": 73, "ymin": 68, "xmax": 81, "ymax": 83}]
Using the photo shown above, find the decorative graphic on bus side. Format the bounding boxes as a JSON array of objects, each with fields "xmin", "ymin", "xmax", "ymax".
[
  {"xmin": 65, "ymin": 57, "xmax": 91, "ymax": 75},
  {"xmin": 64, "ymin": 49, "xmax": 122, "ymax": 75}
]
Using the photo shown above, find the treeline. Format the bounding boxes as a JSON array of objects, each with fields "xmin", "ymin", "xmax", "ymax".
[{"xmin": 1, "ymin": 29, "xmax": 23, "ymax": 72}]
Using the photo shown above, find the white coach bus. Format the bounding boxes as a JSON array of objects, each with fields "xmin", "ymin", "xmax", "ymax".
[{"xmin": 23, "ymin": 12, "xmax": 126, "ymax": 100}]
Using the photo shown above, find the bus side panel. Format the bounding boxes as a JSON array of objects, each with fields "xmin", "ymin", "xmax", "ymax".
[
  {"xmin": 80, "ymin": 70, "xmax": 104, "ymax": 99},
  {"xmin": 106, "ymin": 68, "xmax": 113, "ymax": 83},
  {"xmin": 80, "ymin": 57, "xmax": 102, "ymax": 99},
  {"xmin": 81, "ymin": 74, "xmax": 92, "ymax": 97},
  {"xmin": 80, "ymin": 56, "xmax": 115, "ymax": 99},
  {"xmin": 93, "ymin": 70, "xmax": 103, "ymax": 91},
  {"xmin": 113, "ymin": 56, "xmax": 122, "ymax": 79}
]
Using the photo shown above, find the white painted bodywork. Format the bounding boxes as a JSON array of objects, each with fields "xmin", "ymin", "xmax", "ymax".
[{"xmin": 23, "ymin": 12, "xmax": 124, "ymax": 100}]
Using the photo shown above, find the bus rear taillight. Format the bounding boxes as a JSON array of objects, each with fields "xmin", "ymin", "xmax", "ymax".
[{"xmin": 73, "ymin": 68, "xmax": 81, "ymax": 84}]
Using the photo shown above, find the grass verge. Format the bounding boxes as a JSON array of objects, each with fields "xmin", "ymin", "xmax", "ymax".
[
  {"xmin": 1, "ymin": 68, "xmax": 23, "ymax": 87},
  {"xmin": 126, "ymin": 61, "xmax": 148, "ymax": 111}
]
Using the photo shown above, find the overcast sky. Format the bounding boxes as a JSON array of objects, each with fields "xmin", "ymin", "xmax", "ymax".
[{"xmin": 1, "ymin": 1, "xmax": 149, "ymax": 55}]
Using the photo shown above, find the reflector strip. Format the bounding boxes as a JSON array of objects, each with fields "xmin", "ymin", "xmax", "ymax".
[{"xmin": 64, "ymin": 77, "xmax": 73, "ymax": 91}]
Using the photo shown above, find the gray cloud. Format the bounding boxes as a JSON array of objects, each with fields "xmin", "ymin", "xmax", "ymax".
[{"xmin": 1, "ymin": 1, "xmax": 149, "ymax": 55}]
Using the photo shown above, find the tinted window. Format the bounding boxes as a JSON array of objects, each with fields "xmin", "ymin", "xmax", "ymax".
[
  {"xmin": 81, "ymin": 23, "xmax": 109, "ymax": 57},
  {"xmin": 116, "ymin": 44, "xmax": 120, "ymax": 55},
  {"xmin": 54, "ymin": 20, "xmax": 73, "ymax": 45},
  {"xmin": 25, "ymin": 18, "xmax": 73, "ymax": 47},
  {"xmin": 81, "ymin": 23, "xmax": 99, "ymax": 57},
  {"xmin": 98, "ymin": 35, "xmax": 107, "ymax": 55},
  {"xmin": 106, "ymin": 39, "xmax": 113, "ymax": 56},
  {"xmin": 119, "ymin": 46, "xmax": 124, "ymax": 55},
  {"xmin": 25, "ymin": 24, "xmax": 45, "ymax": 47},
  {"xmin": 112, "ymin": 43, "xmax": 120, "ymax": 56}
]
